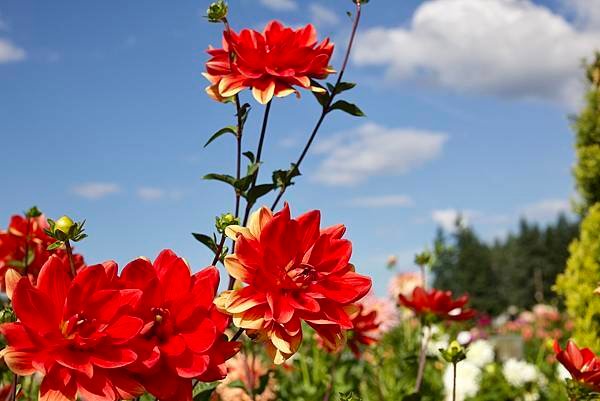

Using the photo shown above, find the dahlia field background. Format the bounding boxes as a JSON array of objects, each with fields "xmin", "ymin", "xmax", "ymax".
[{"xmin": 1, "ymin": 0, "xmax": 600, "ymax": 400}]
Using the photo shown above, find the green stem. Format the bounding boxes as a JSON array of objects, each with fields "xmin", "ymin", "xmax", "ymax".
[
  {"xmin": 242, "ymin": 100, "xmax": 272, "ymax": 225},
  {"xmin": 271, "ymin": 0, "xmax": 363, "ymax": 210},
  {"xmin": 414, "ymin": 324, "xmax": 430, "ymax": 393},
  {"xmin": 323, "ymin": 352, "xmax": 342, "ymax": 401},
  {"xmin": 64, "ymin": 240, "xmax": 76, "ymax": 277},
  {"xmin": 8, "ymin": 374, "xmax": 18, "ymax": 401},
  {"xmin": 452, "ymin": 363, "xmax": 457, "ymax": 401}
]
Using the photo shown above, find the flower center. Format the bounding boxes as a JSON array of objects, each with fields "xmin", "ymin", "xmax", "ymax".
[{"xmin": 285, "ymin": 263, "xmax": 317, "ymax": 289}]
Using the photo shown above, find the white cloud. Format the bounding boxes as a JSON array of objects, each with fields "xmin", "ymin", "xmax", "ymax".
[
  {"xmin": 349, "ymin": 194, "xmax": 414, "ymax": 208},
  {"xmin": 432, "ymin": 209, "xmax": 470, "ymax": 231},
  {"xmin": 309, "ymin": 3, "xmax": 340, "ymax": 27},
  {"xmin": 259, "ymin": 0, "xmax": 297, "ymax": 11},
  {"xmin": 353, "ymin": 0, "xmax": 600, "ymax": 106},
  {"xmin": 0, "ymin": 38, "xmax": 25, "ymax": 63},
  {"xmin": 313, "ymin": 123, "xmax": 447, "ymax": 186},
  {"xmin": 137, "ymin": 187, "xmax": 182, "ymax": 201},
  {"xmin": 71, "ymin": 182, "xmax": 120, "ymax": 200},
  {"xmin": 520, "ymin": 198, "xmax": 572, "ymax": 221}
]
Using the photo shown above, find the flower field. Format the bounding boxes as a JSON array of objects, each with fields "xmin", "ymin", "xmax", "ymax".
[{"xmin": 1, "ymin": 1, "xmax": 600, "ymax": 400}]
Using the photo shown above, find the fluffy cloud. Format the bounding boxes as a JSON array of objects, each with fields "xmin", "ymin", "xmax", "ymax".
[
  {"xmin": 353, "ymin": 0, "xmax": 600, "ymax": 105},
  {"xmin": 313, "ymin": 123, "xmax": 447, "ymax": 186},
  {"xmin": 309, "ymin": 3, "xmax": 340, "ymax": 27},
  {"xmin": 348, "ymin": 194, "xmax": 414, "ymax": 208},
  {"xmin": 259, "ymin": 0, "xmax": 297, "ymax": 11},
  {"xmin": 71, "ymin": 182, "xmax": 120, "ymax": 200},
  {"xmin": 0, "ymin": 38, "xmax": 25, "ymax": 63}
]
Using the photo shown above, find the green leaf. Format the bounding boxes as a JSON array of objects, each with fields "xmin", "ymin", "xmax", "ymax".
[
  {"xmin": 255, "ymin": 371, "xmax": 272, "ymax": 394},
  {"xmin": 243, "ymin": 151, "xmax": 255, "ymax": 163},
  {"xmin": 238, "ymin": 103, "xmax": 251, "ymax": 127},
  {"xmin": 193, "ymin": 383, "xmax": 218, "ymax": 401},
  {"xmin": 203, "ymin": 173, "xmax": 237, "ymax": 187},
  {"xmin": 204, "ymin": 126, "xmax": 237, "ymax": 147},
  {"xmin": 228, "ymin": 380, "xmax": 247, "ymax": 391},
  {"xmin": 328, "ymin": 100, "xmax": 365, "ymax": 117},
  {"xmin": 310, "ymin": 80, "xmax": 330, "ymax": 107},
  {"xmin": 272, "ymin": 164, "xmax": 301, "ymax": 189},
  {"xmin": 192, "ymin": 233, "xmax": 217, "ymax": 253},
  {"xmin": 245, "ymin": 184, "xmax": 275, "ymax": 205},
  {"xmin": 47, "ymin": 241, "xmax": 63, "ymax": 251},
  {"xmin": 333, "ymin": 82, "xmax": 356, "ymax": 95}
]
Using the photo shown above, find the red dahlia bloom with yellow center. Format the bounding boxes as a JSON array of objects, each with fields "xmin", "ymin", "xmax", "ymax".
[
  {"xmin": 0, "ymin": 255, "xmax": 144, "ymax": 401},
  {"xmin": 554, "ymin": 340, "xmax": 600, "ymax": 391},
  {"xmin": 398, "ymin": 287, "xmax": 476, "ymax": 322},
  {"xmin": 118, "ymin": 250, "xmax": 240, "ymax": 401},
  {"xmin": 216, "ymin": 205, "xmax": 372, "ymax": 364},
  {"xmin": 0, "ymin": 213, "xmax": 85, "ymax": 291},
  {"xmin": 204, "ymin": 20, "xmax": 334, "ymax": 104}
]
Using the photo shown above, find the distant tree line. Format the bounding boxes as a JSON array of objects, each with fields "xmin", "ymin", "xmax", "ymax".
[{"xmin": 432, "ymin": 214, "xmax": 579, "ymax": 316}]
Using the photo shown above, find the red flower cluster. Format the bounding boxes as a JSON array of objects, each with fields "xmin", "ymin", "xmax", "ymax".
[
  {"xmin": 216, "ymin": 205, "xmax": 372, "ymax": 364},
  {"xmin": 0, "ymin": 213, "xmax": 84, "ymax": 291},
  {"xmin": 204, "ymin": 20, "xmax": 334, "ymax": 104},
  {"xmin": 1, "ymin": 250, "xmax": 238, "ymax": 401},
  {"xmin": 555, "ymin": 340, "xmax": 600, "ymax": 391},
  {"xmin": 398, "ymin": 287, "xmax": 476, "ymax": 322}
]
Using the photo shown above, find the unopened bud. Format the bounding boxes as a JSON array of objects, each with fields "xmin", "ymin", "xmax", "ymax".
[
  {"xmin": 414, "ymin": 251, "xmax": 432, "ymax": 267},
  {"xmin": 440, "ymin": 340, "xmax": 467, "ymax": 364},
  {"xmin": 216, "ymin": 213, "xmax": 239, "ymax": 233},
  {"xmin": 207, "ymin": 0, "xmax": 228, "ymax": 23},
  {"xmin": 54, "ymin": 215, "xmax": 75, "ymax": 235}
]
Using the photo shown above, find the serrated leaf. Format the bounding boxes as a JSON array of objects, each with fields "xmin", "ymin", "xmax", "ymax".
[
  {"xmin": 238, "ymin": 103, "xmax": 251, "ymax": 127},
  {"xmin": 204, "ymin": 126, "xmax": 237, "ymax": 148},
  {"xmin": 272, "ymin": 164, "xmax": 301, "ymax": 189},
  {"xmin": 203, "ymin": 173, "xmax": 237, "ymax": 187},
  {"xmin": 328, "ymin": 100, "xmax": 365, "ymax": 117},
  {"xmin": 192, "ymin": 233, "xmax": 217, "ymax": 253}
]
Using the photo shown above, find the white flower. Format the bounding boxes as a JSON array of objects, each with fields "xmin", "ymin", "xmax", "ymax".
[
  {"xmin": 427, "ymin": 329, "xmax": 449, "ymax": 356},
  {"xmin": 502, "ymin": 359, "xmax": 541, "ymax": 387},
  {"xmin": 466, "ymin": 340, "xmax": 495, "ymax": 368},
  {"xmin": 443, "ymin": 361, "xmax": 481, "ymax": 401},
  {"xmin": 457, "ymin": 331, "xmax": 472, "ymax": 345},
  {"xmin": 557, "ymin": 363, "xmax": 571, "ymax": 381}
]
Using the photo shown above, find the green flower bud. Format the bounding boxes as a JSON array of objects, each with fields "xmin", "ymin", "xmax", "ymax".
[
  {"xmin": 414, "ymin": 250, "xmax": 432, "ymax": 267},
  {"xmin": 207, "ymin": 0, "xmax": 228, "ymax": 23},
  {"xmin": 440, "ymin": 340, "xmax": 467, "ymax": 364},
  {"xmin": 54, "ymin": 215, "xmax": 75, "ymax": 235},
  {"xmin": 216, "ymin": 213, "xmax": 239, "ymax": 233}
]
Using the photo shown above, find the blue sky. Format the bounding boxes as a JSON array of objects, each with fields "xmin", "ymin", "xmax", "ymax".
[{"xmin": 1, "ymin": 0, "xmax": 599, "ymax": 294}]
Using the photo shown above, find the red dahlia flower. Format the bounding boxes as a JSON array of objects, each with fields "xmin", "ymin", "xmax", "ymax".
[
  {"xmin": 0, "ymin": 213, "xmax": 85, "ymax": 291},
  {"xmin": 346, "ymin": 304, "xmax": 380, "ymax": 358},
  {"xmin": 216, "ymin": 205, "xmax": 372, "ymax": 364},
  {"xmin": 398, "ymin": 287, "xmax": 475, "ymax": 322},
  {"xmin": 554, "ymin": 340, "xmax": 600, "ymax": 391},
  {"xmin": 118, "ymin": 250, "xmax": 239, "ymax": 401},
  {"xmin": 1, "ymin": 255, "xmax": 144, "ymax": 401},
  {"xmin": 204, "ymin": 20, "xmax": 334, "ymax": 104}
]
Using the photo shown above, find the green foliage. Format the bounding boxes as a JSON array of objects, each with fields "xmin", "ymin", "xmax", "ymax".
[
  {"xmin": 433, "ymin": 214, "xmax": 578, "ymax": 314},
  {"xmin": 573, "ymin": 53, "xmax": 600, "ymax": 212},
  {"xmin": 555, "ymin": 204, "xmax": 600, "ymax": 351}
]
